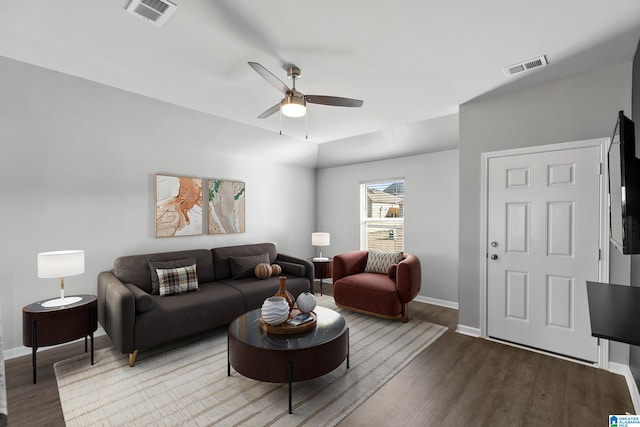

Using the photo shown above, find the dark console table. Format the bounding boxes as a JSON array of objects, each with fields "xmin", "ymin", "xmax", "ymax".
[{"xmin": 586, "ymin": 281, "xmax": 640, "ymax": 346}]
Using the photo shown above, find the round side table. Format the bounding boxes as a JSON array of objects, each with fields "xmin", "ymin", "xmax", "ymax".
[
  {"xmin": 309, "ymin": 257, "xmax": 333, "ymax": 295},
  {"xmin": 22, "ymin": 294, "xmax": 97, "ymax": 384}
]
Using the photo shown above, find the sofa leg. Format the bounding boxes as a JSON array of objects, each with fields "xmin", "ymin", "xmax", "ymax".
[
  {"xmin": 128, "ymin": 350, "xmax": 138, "ymax": 367},
  {"xmin": 401, "ymin": 304, "xmax": 409, "ymax": 323}
]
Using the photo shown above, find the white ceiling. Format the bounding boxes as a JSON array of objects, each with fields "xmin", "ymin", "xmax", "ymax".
[{"xmin": 1, "ymin": 0, "xmax": 639, "ymax": 144}]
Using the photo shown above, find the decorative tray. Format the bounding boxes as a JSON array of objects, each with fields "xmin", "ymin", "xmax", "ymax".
[{"xmin": 259, "ymin": 310, "xmax": 317, "ymax": 334}]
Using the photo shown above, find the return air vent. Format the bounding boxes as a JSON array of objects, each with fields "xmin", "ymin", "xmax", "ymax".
[
  {"xmin": 503, "ymin": 55, "xmax": 548, "ymax": 76},
  {"xmin": 125, "ymin": 0, "xmax": 177, "ymax": 26}
]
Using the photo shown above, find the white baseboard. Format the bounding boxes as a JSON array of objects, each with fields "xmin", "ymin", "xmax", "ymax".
[
  {"xmin": 3, "ymin": 327, "xmax": 106, "ymax": 361},
  {"xmin": 414, "ymin": 295, "xmax": 458, "ymax": 310},
  {"xmin": 609, "ymin": 362, "xmax": 640, "ymax": 414},
  {"xmin": 456, "ymin": 324, "xmax": 481, "ymax": 337}
]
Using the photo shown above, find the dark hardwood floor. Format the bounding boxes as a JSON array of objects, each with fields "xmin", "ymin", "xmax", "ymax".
[{"xmin": 5, "ymin": 284, "xmax": 634, "ymax": 426}]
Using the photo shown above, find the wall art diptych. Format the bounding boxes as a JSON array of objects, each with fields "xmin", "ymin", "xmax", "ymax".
[
  {"xmin": 207, "ymin": 179, "xmax": 245, "ymax": 234},
  {"xmin": 155, "ymin": 174, "xmax": 203, "ymax": 237}
]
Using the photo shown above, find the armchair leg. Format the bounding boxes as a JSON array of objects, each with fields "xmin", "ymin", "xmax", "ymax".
[
  {"xmin": 401, "ymin": 303, "xmax": 409, "ymax": 323},
  {"xmin": 128, "ymin": 350, "xmax": 139, "ymax": 367}
]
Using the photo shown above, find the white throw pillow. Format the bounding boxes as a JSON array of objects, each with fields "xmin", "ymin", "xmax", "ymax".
[{"xmin": 364, "ymin": 251, "xmax": 404, "ymax": 274}]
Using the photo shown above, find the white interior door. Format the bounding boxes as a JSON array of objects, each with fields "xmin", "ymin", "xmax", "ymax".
[{"xmin": 486, "ymin": 145, "xmax": 601, "ymax": 362}]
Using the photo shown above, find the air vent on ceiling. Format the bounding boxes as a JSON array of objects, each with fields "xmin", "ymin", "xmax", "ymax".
[
  {"xmin": 503, "ymin": 55, "xmax": 548, "ymax": 77},
  {"xmin": 125, "ymin": 0, "xmax": 177, "ymax": 26}
]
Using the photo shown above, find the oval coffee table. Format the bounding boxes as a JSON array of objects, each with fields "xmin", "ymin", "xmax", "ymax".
[{"xmin": 227, "ymin": 306, "xmax": 349, "ymax": 414}]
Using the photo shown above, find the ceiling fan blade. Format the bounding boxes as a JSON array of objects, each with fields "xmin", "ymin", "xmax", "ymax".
[
  {"xmin": 248, "ymin": 62, "xmax": 290, "ymax": 94},
  {"xmin": 257, "ymin": 103, "xmax": 281, "ymax": 119},
  {"xmin": 305, "ymin": 95, "xmax": 363, "ymax": 108}
]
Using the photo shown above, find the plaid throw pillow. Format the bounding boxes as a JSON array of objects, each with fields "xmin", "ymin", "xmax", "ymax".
[
  {"xmin": 364, "ymin": 251, "xmax": 404, "ymax": 274},
  {"xmin": 155, "ymin": 264, "xmax": 199, "ymax": 296}
]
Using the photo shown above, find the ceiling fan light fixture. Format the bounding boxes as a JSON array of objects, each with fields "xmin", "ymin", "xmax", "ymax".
[{"xmin": 281, "ymin": 95, "xmax": 307, "ymax": 117}]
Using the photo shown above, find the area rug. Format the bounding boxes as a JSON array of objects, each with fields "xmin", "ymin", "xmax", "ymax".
[{"xmin": 55, "ymin": 296, "xmax": 447, "ymax": 426}]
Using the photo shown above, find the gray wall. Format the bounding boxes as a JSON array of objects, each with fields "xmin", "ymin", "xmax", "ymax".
[
  {"xmin": 316, "ymin": 149, "xmax": 459, "ymax": 304},
  {"xmin": 628, "ymin": 37, "xmax": 640, "ymax": 390},
  {"xmin": 458, "ymin": 62, "xmax": 632, "ymax": 362},
  {"xmin": 0, "ymin": 56, "xmax": 317, "ymax": 353}
]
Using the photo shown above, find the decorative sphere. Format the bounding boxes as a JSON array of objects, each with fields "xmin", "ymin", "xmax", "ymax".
[
  {"xmin": 296, "ymin": 292, "xmax": 316, "ymax": 314},
  {"xmin": 270, "ymin": 263, "xmax": 282, "ymax": 276},
  {"xmin": 254, "ymin": 263, "xmax": 272, "ymax": 280},
  {"xmin": 261, "ymin": 297, "xmax": 290, "ymax": 325}
]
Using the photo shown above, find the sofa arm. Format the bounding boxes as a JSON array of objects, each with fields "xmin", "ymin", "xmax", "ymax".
[
  {"xmin": 276, "ymin": 253, "xmax": 314, "ymax": 293},
  {"xmin": 123, "ymin": 283, "xmax": 155, "ymax": 313},
  {"xmin": 333, "ymin": 251, "xmax": 369, "ymax": 282},
  {"xmin": 97, "ymin": 271, "xmax": 136, "ymax": 354},
  {"xmin": 396, "ymin": 254, "xmax": 421, "ymax": 303}
]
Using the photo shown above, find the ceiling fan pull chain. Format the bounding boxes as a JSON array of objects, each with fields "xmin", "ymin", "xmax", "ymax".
[
  {"xmin": 279, "ymin": 108, "xmax": 282, "ymax": 135},
  {"xmin": 305, "ymin": 110, "xmax": 309, "ymax": 140}
]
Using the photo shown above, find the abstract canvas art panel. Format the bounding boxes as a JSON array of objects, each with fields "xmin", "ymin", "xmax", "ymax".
[
  {"xmin": 155, "ymin": 175, "xmax": 203, "ymax": 237},
  {"xmin": 208, "ymin": 179, "xmax": 245, "ymax": 234}
]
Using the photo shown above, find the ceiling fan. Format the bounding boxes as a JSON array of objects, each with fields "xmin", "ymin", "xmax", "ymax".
[{"xmin": 248, "ymin": 62, "xmax": 363, "ymax": 119}]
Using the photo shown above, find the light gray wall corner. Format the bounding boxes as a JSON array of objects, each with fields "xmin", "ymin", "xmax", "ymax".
[
  {"xmin": 0, "ymin": 56, "xmax": 317, "ymax": 351},
  {"xmin": 316, "ymin": 149, "xmax": 459, "ymax": 303},
  {"xmin": 458, "ymin": 61, "xmax": 633, "ymax": 332},
  {"xmin": 316, "ymin": 113, "xmax": 459, "ymax": 169}
]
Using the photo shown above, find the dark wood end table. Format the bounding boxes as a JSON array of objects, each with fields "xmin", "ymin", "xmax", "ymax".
[
  {"xmin": 22, "ymin": 294, "xmax": 97, "ymax": 384},
  {"xmin": 309, "ymin": 257, "xmax": 333, "ymax": 295},
  {"xmin": 227, "ymin": 306, "xmax": 349, "ymax": 414}
]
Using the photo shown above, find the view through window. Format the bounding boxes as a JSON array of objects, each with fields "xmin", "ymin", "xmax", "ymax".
[{"xmin": 360, "ymin": 179, "xmax": 404, "ymax": 251}]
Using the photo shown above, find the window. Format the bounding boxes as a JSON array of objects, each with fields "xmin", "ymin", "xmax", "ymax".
[{"xmin": 360, "ymin": 179, "xmax": 404, "ymax": 251}]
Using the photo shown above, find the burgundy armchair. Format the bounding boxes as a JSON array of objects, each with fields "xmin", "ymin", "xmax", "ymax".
[{"xmin": 332, "ymin": 251, "xmax": 421, "ymax": 323}]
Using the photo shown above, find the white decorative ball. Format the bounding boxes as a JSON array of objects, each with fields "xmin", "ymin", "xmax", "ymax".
[
  {"xmin": 261, "ymin": 296, "xmax": 290, "ymax": 325},
  {"xmin": 296, "ymin": 292, "xmax": 316, "ymax": 314}
]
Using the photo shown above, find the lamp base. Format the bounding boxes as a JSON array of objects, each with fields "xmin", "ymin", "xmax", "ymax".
[
  {"xmin": 41, "ymin": 296, "xmax": 82, "ymax": 308},
  {"xmin": 313, "ymin": 257, "xmax": 329, "ymax": 262}
]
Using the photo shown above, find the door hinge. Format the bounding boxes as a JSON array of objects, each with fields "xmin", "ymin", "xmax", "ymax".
[
  {"xmin": 599, "ymin": 249, "xmax": 601, "ymax": 260},
  {"xmin": 600, "ymin": 163, "xmax": 603, "ymax": 175}
]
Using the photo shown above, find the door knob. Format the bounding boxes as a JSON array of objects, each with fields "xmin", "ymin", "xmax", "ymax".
[{"xmin": 490, "ymin": 254, "xmax": 498, "ymax": 260}]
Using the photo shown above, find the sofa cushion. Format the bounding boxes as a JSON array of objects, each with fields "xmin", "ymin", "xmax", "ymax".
[
  {"xmin": 149, "ymin": 258, "xmax": 196, "ymax": 295},
  {"xmin": 222, "ymin": 276, "xmax": 310, "ymax": 311},
  {"xmin": 275, "ymin": 260, "xmax": 306, "ymax": 277},
  {"xmin": 133, "ymin": 282, "xmax": 244, "ymax": 351},
  {"xmin": 156, "ymin": 264, "xmax": 199, "ymax": 296},
  {"xmin": 228, "ymin": 252, "xmax": 270, "ymax": 280},
  {"xmin": 113, "ymin": 249, "xmax": 214, "ymax": 294},
  {"xmin": 334, "ymin": 272, "xmax": 402, "ymax": 316},
  {"xmin": 212, "ymin": 243, "xmax": 278, "ymax": 280},
  {"xmin": 364, "ymin": 251, "xmax": 404, "ymax": 274}
]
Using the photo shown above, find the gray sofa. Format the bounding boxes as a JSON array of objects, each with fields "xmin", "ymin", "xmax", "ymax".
[{"xmin": 97, "ymin": 243, "xmax": 313, "ymax": 366}]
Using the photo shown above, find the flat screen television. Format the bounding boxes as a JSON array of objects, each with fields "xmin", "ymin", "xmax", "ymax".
[{"xmin": 609, "ymin": 110, "xmax": 640, "ymax": 254}]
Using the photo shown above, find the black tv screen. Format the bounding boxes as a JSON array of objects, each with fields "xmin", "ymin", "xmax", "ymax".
[{"xmin": 609, "ymin": 111, "xmax": 640, "ymax": 254}]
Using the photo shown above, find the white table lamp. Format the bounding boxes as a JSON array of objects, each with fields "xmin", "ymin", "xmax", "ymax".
[
  {"xmin": 312, "ymin": 232, "xmax": 330, "ymax": 261},
  {"xmin": 38, "ymin": 250, "xmax": 85, "ymax": 307}
]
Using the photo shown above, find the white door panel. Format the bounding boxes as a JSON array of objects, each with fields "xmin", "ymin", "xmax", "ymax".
[{"xmin": 487, "ymin": 146, "xmax": 600, "ymax": 362}]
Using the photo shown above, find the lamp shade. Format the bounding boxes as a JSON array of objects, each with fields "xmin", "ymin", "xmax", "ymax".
[
  {"xmin": 312, "ymin": 232, "xmax": 330, "ymax": 247},
  {"xmin": 38, "ymin": 250, "xmax": 85, "ymax": 278}
]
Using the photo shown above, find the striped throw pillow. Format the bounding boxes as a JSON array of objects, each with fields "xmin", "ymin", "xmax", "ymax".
[
  {"xmin": 156, "ymin": 264, "xmax": 199, "ymax": 296},
  {"xmin": 364, "ymin": 251, "xmax": 404, "ymax": 274}
]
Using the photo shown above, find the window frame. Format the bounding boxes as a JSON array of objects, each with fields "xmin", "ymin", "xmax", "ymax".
[{"xmin": 359, "ymin": 178, "xmax": 405, "ymax": 251}]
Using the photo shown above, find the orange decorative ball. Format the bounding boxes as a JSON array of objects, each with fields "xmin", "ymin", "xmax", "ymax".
[
  {"xmin": 254, "ymin": 263, "xmax": 272, "ymax": 280},
  {"xmin": 270, "ymin": 263, "xmax": 282, "ymax": 276}
]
